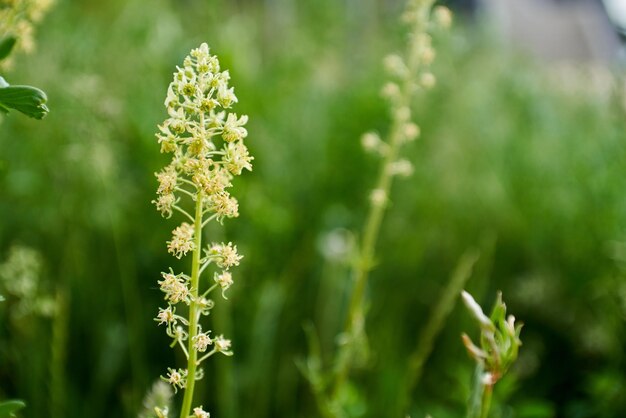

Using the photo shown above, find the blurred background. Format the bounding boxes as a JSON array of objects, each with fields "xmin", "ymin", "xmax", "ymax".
[{"xmin": 1, "ymin": 0, "xmax": 625, "ymax": 417}]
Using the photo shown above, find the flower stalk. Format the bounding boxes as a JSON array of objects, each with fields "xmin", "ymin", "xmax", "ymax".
[
  {"xmin": 179, "ymin": 194, "xmax": 204, "ymax": 417},
  {"xmin": 152, "ymin": 43, "xmax": 251, "ymax": 418},
  {"xmin": 461, "ymin": 291, "xmax": 523, "ymax": 418},
  {"xmin": 329, "ymin": 0, "xmax": 452, "ymax": 407}
]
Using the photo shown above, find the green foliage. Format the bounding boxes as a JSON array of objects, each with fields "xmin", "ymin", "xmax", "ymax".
[
  {"xmin": 0, "ymin": 0, "xmax": 624, "ymax": 417},
  {"xmin": 0, "ymin": 37, "xmax": 17, "ymax": 61},
  {"xmin": 0, "ymin": 400, "xmax": 25, "ymax": 418},
  {"xmin": 0, "ymin": 81, "xmax": 48, "ymax": 119}
]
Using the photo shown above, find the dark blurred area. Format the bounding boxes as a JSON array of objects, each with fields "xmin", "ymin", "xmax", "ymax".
[{"xmin": 0, "ymin": 0, "xmax": 625, "ymax": 418}]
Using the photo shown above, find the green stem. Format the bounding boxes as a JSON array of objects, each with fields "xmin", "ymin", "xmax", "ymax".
[
  {"xmin": 324, "ymin": 2, "xmax": 441, "ymax": 415},
  {"xmin": 468, "ymin": 363, "xmax": 492, "ymax": 418},
  {"xmin": 330, "ymin": 3, "xmax": 434, "ymax": 401},
  {"xmin": 481, "ymin": 383, "xmax": 493, "ymax": 418},
  {"xmin": 179, "ymin": 193, "xmax": 204, "ymax": 418}
]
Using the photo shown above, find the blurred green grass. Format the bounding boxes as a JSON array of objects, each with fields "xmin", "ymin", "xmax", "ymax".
[{"xmin": 0, "ymin": 0, "xmax": 625, "ymax": 417}]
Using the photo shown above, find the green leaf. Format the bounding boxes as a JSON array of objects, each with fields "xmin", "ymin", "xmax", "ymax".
[
  {"xmin": 0, "ymin": 37, "xmax": 17, "ymax": 61},
  {"xmin": 0, "ymin": 400, "xmax": 26, "ymax": 418},
  {"xmin": 0, "ymin": 84, "xmax": 49, "ymax": 119}
]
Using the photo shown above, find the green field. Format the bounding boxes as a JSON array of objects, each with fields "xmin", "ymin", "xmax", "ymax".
[{"xmin": 1, "ymin": 1, "xmax": 625, "ymax": 417}]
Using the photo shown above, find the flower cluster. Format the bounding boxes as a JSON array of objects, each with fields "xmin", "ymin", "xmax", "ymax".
[
  {"xmin": 461, "ymin": 291, "xmax": 523, "ymax": 386},
  {"xmin": 152, "ymin": 42, "xmax": 252, "ymax": 222},
  {"xmin": 0, "ymin": 245, "xmax": 56, "ymax": 317},
  {"xmin": 153, "ymin": 44, "xmax": 250, "ymax": 416},
  {"xmin": 360, "ymin": 1, "xmax": 452, "ymax": 202},
  {"xmin": 0, "ymin": 0, "xmax": 54, "ymax": 68},
  {"xmin": 192, "ymin": 407, "xmax": 210, "ymax": 418},
  {"xmin": 163, "ymin": 367, "xmax": 188, "ymax": 393},
  {"xmin": 302, "ymin": 2, "xmax": 455, "ymax": 416}
]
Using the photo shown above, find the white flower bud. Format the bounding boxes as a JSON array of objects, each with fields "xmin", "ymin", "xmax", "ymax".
[
  {"xmin": 167, "ymin": 223, "xmax": 196, "ymax": 259},
  {"xmin": 461, "ymin": 291, "xmax": 494, "ymax": 331},
  {"xmin": 192, "ymin": 407, "xmax": 210, "ymax": 418},
  {"xmin": 214, "ymin": 334, "xmax": 233, "ymax": 355},
  {"xmin": 192, "ymin": 332, "xmax": 213, "ymax": 352},
  {"xmin": 420, "ymin": 72, "xmax": 436, "ymax": 89},
  {"xmin": 361, "ymin": 132, "xmax": 382, "ymax": 153},
  {"xmin": 421, "ymin": 47, "xmax": 435, "ymax": 65},
  {"xmin": 370, "ymin": 188, "xmax": 387, "ymax": 207},
  {"xmin": 433, "ymin": 6, "xmax": 453, "ymax": 29},
  {"xmin": 395, "ymin": 106, "xmax": 411, "ymax": 122},
  {"xmin": 403, "ymin": 123, "xmax": 420, "ymax": 141},
  {"xmin": 381, "ymin": 82, "xmax": 401, "ymax": 100},
  {"xmin": 384, "ymin": 54, "xmax": 408, "ymax": 78},
  {"xmin": 389, "ymin": 159, "xmax": 414, "ymax": 177}
]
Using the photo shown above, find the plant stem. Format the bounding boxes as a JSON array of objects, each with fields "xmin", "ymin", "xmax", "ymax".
[
  {"xmin": 468, "ymin": 363, "xmax": 492, "ymax": 418},
  {"xmin": 179, "ymin": 193, "xmax": 204, "ymax": 418},
  {"xmin": 481, "ymin": 383, "xmax": 493, "ymax": 418},
  {"xmin": 330, "ymin": 3, "xmax": 432, "ymax": 399}
]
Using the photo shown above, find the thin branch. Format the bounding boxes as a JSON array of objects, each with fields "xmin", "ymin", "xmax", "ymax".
[
  {"xmin": 201, "ymin": 284, "xmax": 218, "ymax": 299},
  {"xmin": 178, "ymin": 338, "xmax": 190, "ymax": 360},
  {"xmin": 196, "ymin": 348, "xmax": 217, "ymax": 365},
  {"xmin": 201, "ymin": 213, "xmax": 218, "ymax": 228},
  {"xmin": 175, "ymin": 186, "xmax": 196, "ymax": 199},
  {"xmin": 173, "ymin": 205, "xmax": 195, "ymax": 223},
  {"xmin": 179, "ymin": 178, "xmax": 197, "ymax": 188},
  {"xmin": 199, "ymin": 260, "xmax": 212, "ymax": 278}
]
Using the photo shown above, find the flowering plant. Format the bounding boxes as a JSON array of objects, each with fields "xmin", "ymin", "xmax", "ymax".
[
  {"xmin": 152, "ymin": 43, "xmax": 252, "ymax": 418},
  {"xmin": 461, "ymin": 291, "xmax": 523, "ymax": 418}
]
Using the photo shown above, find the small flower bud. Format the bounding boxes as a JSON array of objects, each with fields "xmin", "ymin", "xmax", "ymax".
[
  {"xmin": 421, "ymin": 47, "xmax": 435, "ymax": 65},
  {"xmin": 370, "ymin": 188, "xmax": 387, "ymax": 207},
  {"xmin": 389, "ymin": 159, "xmax": 414, "ymax": 177},
  {"xmin": 197, "ymin": 297, "xmax": 215, "ymax": 313},
  {"xmin": 206, "ymin": 242, "xmax": 243, "ymax": 269},
  {"xmin": 156, "ymin": 167, "xmax": 178, "ymax": 195},
  {"xmin": 215, "ymin": 271, "xmax": 234, "ymax": 298},
  {"xmin": 153, "ymin": 193, "xmax": 176, "ymax": 218},
  {"xmin": 158, "ymin": 272, "xmax": 190, "ymax": 304},
  {"xmin": 167, "ymin": 223, "xmax": 196, "ymax": 259},
  {"xmin": 214, "ymin": 334, "xmax": 233, "ymax": 355},
  {"xmin": 383, "ymin": 54, "xmax": 408, "ymax": 78},
  {"xmin": 403, "ymin": 123, "xmax": 420, "ymax": 141},
  {"xmin": 192, "ymin": 331, "xmax": 213, "ymax": 352},
  {"xmin": 461, "ymin": 333, "xmax": 487, "ymax": 361},
  {"xmin": 420, "ymin": 72, "xmax": 436, "ymax": 89},
  {"xmin": 206, "ymin": 191, "xmax": 239, "ymax": 220},
  {"xmin": 155, "ymin": 306, "xmax": 176, "ymax": 326},
  {"xmin": 192, "ymin": 407, "xmax": 210, "ymax": 418},
  {"xmin": 395, "ymin": 106, "xmax": 411, "ymax": 122},
  {"xmin": 224, "ymin": 141, "xmax": 254, "ymax": 175},
  {"xmin": 381, "ymin": 82, "xmax": 401, "ymax": 100},
  {"xmin": 162, "ymin": 368, "xmax": 188, "ymax": 392},
  {"xmin": 222, "ymin": 113, "xmax": 248, "ymax": 142},
  {"xmin": 172, "ymin": 325, "xmax": 188, "ymax": 341},
  {"xmin": 361, "ymin": 132, "xmax": 382, "ymax": 154},
  {"xmin": 217, "ymin": 85, "xmax": 237, "ymax": 108},
  {"xmin": 461, "ymin": 291, "xmax": 494, "ymax": 331},
  {"xmin": 433, "ymin": 6, "xmax": 453, "ymax": 29}
]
